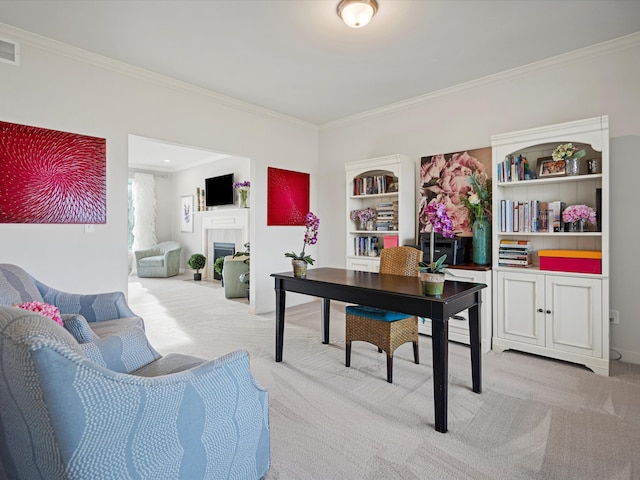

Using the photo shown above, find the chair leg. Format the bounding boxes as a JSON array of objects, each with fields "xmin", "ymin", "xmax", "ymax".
[
  {"xmin": 378, "ymin": 347, "xmax": 383, "ymax": 353},
  {"xmin": 413, "ymin": 341, "xmax": 419, "ymax": 364},
  {"xmin": 386, "ymin": 353, "xmax": 393, "ymax": 383},
  {"xmin": 346, "ymin": 342, "xmax": 351, "ymax": 367}
]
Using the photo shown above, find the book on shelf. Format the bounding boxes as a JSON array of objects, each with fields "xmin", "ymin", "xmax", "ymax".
[
  {"xmin": 353, "ymin": 236, "xmax": 379, "ymax": 257},
  {"xmin": 498, "ymin": 154, "xmax": 528, "ymax": 183},
  {"xmin": 498, "ymin": 239, "xmax": 532, "ymax": 267},
  {"xmin": 500, "ymin": 199, "xmax": 563, "ymax": 233},
  {"xmin": 353, "ymin": 175, "xmax": 396, "ymax": 196}
]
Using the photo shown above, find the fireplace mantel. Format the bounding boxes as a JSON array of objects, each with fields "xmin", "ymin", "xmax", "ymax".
[{"xmin": 198, "ymin": 209, "xmax": 249, "ymax": 279}]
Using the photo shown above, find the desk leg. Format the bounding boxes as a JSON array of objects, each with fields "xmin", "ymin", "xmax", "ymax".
[
  {"xmin": 275, "ymin": 283, "xmax": 286, "ymax": 362},
  {"xmin": 432, "ymin": 316, "xmax": 449, "ymax": 433},
  {"xmin": 468, "ymin": 292, "xmax": 482, "ymax": 394},
  {"xmin": 321, "ymin": 298, "xmax": 330, "ymax": 344}
]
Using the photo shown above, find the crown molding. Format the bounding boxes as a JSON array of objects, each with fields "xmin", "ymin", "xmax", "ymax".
[
  {"xmin": 0, "ymin": 23, "xmax": 318, "ymax": 131},
  {"xmin": 321, "ymin": 31, "xmax": 640, "ymax": 131}
]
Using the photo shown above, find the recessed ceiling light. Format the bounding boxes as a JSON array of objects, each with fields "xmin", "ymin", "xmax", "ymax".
[{"xmin": 163, "ymin": 159, "xmax": 171, "ymax": 163}]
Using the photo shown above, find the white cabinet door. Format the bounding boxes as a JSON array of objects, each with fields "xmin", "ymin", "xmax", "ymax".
[
  {"xmin": 347, "ymin": 257, "xmax": 380, "ymax": 272},
  {"xmin": 496, "ymin": 271, "xmax": 545, "ymax": 346},
  {"xmin": 545, "ymin": 275, "xmax": 602, "ymax": 357}
]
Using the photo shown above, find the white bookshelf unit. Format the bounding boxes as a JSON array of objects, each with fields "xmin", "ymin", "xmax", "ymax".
[
  {"xmin": 345, "ymin": 154, "xmax": 416, "ymax": 272},
  {"xmin": 491, "ymin": 116, "xmax": 610, "ymax": 375}
]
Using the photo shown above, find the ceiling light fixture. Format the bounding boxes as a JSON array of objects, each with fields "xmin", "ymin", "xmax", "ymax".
[{"xmin": 337, "ymin": 0, "xmax": 378, "ymax": 28}]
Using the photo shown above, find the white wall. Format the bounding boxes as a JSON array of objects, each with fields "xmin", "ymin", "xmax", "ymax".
[
  {"xmin": 0, "ymin": 24, "xmax": 318, "ymax": 315},
  {"xmin": 318, "ymin": 37, "xmax": 640, "ymax": 363}
]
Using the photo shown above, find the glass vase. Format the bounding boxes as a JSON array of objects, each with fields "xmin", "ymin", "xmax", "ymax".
[
  {"xmin": 472, "ymin": 215, "xmax": 491, "ymax": 265},
  {"xmin": 238, "ymin": 189, "xmax": 248, "ymax": 208}
]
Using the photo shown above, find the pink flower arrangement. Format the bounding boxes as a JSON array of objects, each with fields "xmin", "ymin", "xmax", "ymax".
[
  {"xmin": 350, "ymin": 207, "xmax": 376, "ymax": 224},
  {"xmin": 14, "ymin": 301, "xmax": 63, "ymax": 326},
  {"xmin": 562, "ymin": 205, "xmax": 596, "ymax": 224},
  {"xmin": 285, "ymin": 211, "xmax": 320, "ymax": 265}
]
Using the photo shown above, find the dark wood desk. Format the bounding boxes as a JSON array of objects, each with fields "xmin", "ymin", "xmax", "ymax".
[{"xmin": 271, "ymin": 267, "xmax": 486, "ymax": 433}]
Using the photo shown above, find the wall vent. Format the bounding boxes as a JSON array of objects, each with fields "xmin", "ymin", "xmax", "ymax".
[{"xmin": 0, "ymin": 38, "xmax": 20, "ymax": 66}]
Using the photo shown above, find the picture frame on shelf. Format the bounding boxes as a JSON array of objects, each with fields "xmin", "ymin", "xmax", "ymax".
[{"xmin": 538, "ymin": 157, "xmax": 565, "ymax": 178}]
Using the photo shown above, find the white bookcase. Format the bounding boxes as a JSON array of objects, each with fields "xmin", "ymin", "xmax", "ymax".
[
  {"xmin": 345, "ymin": 154, "xmax": 416, "ymax": 272},
  {"xmin": 491, "ymin": 116, "xmax": 610, "ymax": 375}
]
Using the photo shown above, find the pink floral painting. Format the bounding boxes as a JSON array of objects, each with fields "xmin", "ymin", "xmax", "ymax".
[{"xmin": 419, "ymin": 148, "xmax": 491, "ymax": 234}]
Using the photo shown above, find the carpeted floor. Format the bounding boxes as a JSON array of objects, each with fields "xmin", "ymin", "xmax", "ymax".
[{"xmin": 128, "ymin": 273, "xmax": 640, "ymax": 480}]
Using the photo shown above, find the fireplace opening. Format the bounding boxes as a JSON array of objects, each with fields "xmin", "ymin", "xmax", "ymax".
[{"xmin": 213, "ymin": 242, "xmax": 235, "ymax": 280}]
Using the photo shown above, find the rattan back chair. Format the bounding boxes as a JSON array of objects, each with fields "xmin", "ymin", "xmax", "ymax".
[{"xmin": 345, "ymin": 246, "xmax": 423, "ymax": 383}]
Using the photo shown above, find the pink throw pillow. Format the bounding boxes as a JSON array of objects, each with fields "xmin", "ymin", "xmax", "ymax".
[{"xmin": 15, "ymin": 301, "xmax": 63, "ymax": 326}]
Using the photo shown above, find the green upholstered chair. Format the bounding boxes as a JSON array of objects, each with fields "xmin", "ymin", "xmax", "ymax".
[
  {"xmin": 135, "ymin": 241, "xmax": 182, "ymax": 278},
  {"xmin": 222, "ymin": 255, "xmax": 250, "ymax": 299}
]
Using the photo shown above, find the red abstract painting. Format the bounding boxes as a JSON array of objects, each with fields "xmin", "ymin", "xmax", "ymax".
[
  {"xmin": 267, "ymin": 167, "xmax": 310, "ymax": 226},
  {"xmin": 0, "ymin": 121, "xmax": 106, "ymax": 224}
]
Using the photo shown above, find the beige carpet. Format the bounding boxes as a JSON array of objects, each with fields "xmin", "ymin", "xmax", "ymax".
[{"xmin": 129, "ymin": 274, "xmax": 640, "ymax": 480}]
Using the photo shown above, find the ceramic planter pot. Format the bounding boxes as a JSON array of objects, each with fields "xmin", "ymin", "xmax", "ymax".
[{"xmin": 419, "ymin": 271, "xmax": 445, "ymax": 297}]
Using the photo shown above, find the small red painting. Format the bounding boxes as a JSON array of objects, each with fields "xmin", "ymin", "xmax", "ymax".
[{"xmin": 267, "ymin": 167, "xmax": 310, "ymax": 226}]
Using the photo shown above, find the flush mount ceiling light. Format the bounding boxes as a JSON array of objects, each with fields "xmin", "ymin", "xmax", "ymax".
[{"xmin": 337, "ymin": 0, "xmax": 378, "ymax": 28}]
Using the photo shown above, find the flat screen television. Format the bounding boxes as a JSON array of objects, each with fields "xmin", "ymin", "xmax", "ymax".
[{"xmin": 205, "ymin": 173, "xmax": 234, "ymax": 207}]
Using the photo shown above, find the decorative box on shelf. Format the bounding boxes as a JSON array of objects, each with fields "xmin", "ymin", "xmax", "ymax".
[{"xmin": 539, "ymin": 249, "xmax": 602, "ymax": 274}]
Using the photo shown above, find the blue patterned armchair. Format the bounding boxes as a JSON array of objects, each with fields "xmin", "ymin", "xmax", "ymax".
[
  {"xmin": 0, "ymin": 263, "xmax": 142, "ymax": 341},
  {"xmin": 0, "ymin": 305, "xmax": 270, "ymax": 479}
]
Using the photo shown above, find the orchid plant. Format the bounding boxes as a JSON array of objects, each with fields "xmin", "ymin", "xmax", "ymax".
[
  {"xmin": 285, "ymin": 212, "xmax": 320, "ymax": 265},
  {"xmin": 419, "ymin": 202, "xmax": 455, "ymax": 274}
]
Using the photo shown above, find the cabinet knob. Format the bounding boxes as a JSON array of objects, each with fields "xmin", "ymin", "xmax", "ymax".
[
  {"xmin": 537, "ymin": 308, "xmax": 543, "ymax": 313},
  {"xmin": 546, "ymin": 310, "xmax": 551, "ymax": 314}
]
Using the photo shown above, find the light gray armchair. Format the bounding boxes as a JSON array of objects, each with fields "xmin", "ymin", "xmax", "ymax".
[
  {"xmin": 134, "ymin": 241, "xmax": 182, "ymax": 278},
  {"xmin": 0, "ymin": 304, "xmax": 270, "ymax": 479}
]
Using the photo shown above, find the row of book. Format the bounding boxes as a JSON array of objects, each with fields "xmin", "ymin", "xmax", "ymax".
[
  {"xmin": 375, "ymin": 201, "xmax": 398, "ymax": 231},
  {"xmin": 497, "ymin": 154, "xmax": 530, "ymax": 183},
  {"xmin": 500, "ymin": 200, "xmax": 566, "ymax": 233},
  {"xmin": 353, "ymin": 174, "xmax": 397, "ymax": 196},
  {"xmin": 353, "ymin": 236, "xmax": 380, "ymax": 257},
  {"xmin": 498, "ymin": 240, "xmax": 532, "ymax": 267}
]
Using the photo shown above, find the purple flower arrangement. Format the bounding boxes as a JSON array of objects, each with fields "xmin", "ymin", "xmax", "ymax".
[
  {"xmin": 420, "ymin": 202, "xmax": 455, "ymax": 274},
  {"xmin": 285, "ymin": 212, "xmax": 320, "ymax": 265},
  {"xmin": 562, "ymin": 204, "xmax": 596, "ymax": 224},
  {"xmin": 350, "ymin": 208, "xmax": 377, "ymax": 224},
  {"xmin": 233, "ymin": 180, "xmax": 250, "ymax": 191}
]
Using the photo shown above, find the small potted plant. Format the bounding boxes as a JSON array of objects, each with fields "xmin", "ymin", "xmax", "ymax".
[
  {"xmin": 285, "ymin": 212, "xmax": 320, "ymax": 278},
  {"xmin": 187, "ymin": 253, "xmax": 206, "ymax": 281}
]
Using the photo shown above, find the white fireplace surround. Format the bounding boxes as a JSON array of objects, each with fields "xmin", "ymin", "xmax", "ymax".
[{"xmin": 199, "ymin": 209, "xmax": 250, "ymax": 279}]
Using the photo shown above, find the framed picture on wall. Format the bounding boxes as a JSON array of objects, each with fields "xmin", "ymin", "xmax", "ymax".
[{"xmin": 181, "ymin": 195, "xmax": 194, "ymax": 232}]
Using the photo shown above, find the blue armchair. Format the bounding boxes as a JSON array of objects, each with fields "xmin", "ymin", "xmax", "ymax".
[
  {"xmin": 0, "ymin": 263, "xmax": 142, "ymax": 341},
  {"xmin": 0, "ymin": 305, "xmax": 270, "ymax": 479}
]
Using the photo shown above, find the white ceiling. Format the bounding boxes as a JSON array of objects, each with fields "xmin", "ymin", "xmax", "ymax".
[
  {"xmin": 2, "ymin": 0, "xmax": 640, "ymax": 127},
  {"xmin": 2, "ymin": 1, "xmax": 640, "ymax": 170}
]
